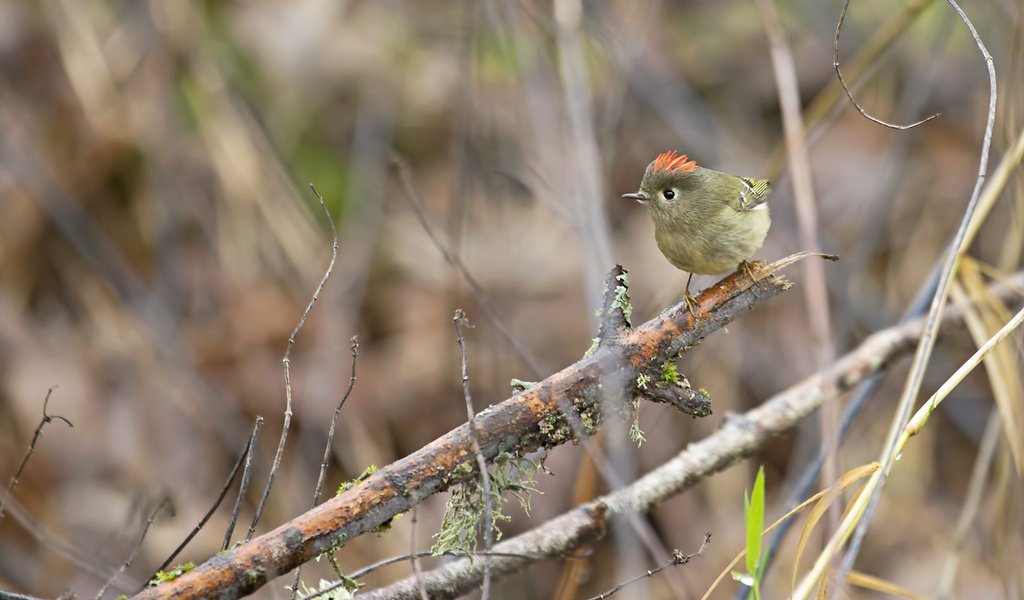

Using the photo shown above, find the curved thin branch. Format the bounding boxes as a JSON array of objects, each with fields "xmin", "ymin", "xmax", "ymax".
[
  {"xmin": 154, "ymin": 417, "xmax": 261, "ymax": 578},
  {"xmin": 586, "ymin": 533, "xmax": 711, "ymax": 600},
  {"xmin": 834, "ymin": 0, "xmax": 940, "ymax": 130},
  {"xmin": 452, "ymin": 309, "xmax": 493, "ymax": 599},
  {"xmin": 0, "ymin": 387, "xmax": 72, "ymax": 524},
  {"xmin": 96, "ymin": 498, "xmax": 169, "ymax": 600},
  {"xmin": 246, "ymin": 186, "xmax": 338, "ymax": 542}
]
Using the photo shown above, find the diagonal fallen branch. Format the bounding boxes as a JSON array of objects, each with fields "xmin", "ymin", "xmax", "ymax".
[
  {"xmin": 134, "ymin": 254, "xmax": 817, "ymax": 600},
  {"xmin": 363, "ymin": 269, "xmax": 1024, "ymax": 600}
]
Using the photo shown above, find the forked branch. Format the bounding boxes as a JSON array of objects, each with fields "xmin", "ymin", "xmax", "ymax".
[{"xmin": 134, "ymin": 256, "xmax": 808, "ymax": 600}]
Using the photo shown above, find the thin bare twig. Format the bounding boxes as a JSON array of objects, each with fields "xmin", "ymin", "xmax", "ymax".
[
  {"xmin": 312, "ymin": 336, "xmax": 358, "ymax": 507},
  {"xmin": 762, "ymin": 0, "xmax": 938, "ymax": 179},
  {"xmin": 409, "ymin": 506, "xmax": 429, "ymax": 600},
  {"xmin": 95, "ymin": 498, "xmax": 169, "ymax": 600},
  {"xmin": 834, "ymin": 0, "xmax": 941, "ymax": 130},
  {"xmin": 291, "ymin": 337, "xmax": 359, "ymax": 596},
  {"xmin": 298, "ymin": 549, "xmax": 586, "ymax": 600},
  {"xmin": 154, "ymin": 416, "xmax": 261, "ymax": 577},
  {"xmin": 452, "ymin": 309, "xmax": 493, "ymax": 599},
  {"xmin": 0, "ymin": 387, "xmax": 72, "ymax": 524},
  {"xmin": 247, "ymin": 185, "xmax": 338, "ymax": 542},
  {"xmin": 587, "ymin": 533, "xmax": 711, "ymax": 600},
  {"xmin": 391, "ymin": 155, "xmax": 545, "ymax": 378},
  {"xmin": 838, "ymin": 0, "xmax": 998, "ymax": 582},
  {"xmin": 223, "ymin": 417, "xmax": 264, "ymax": 551},
  {"xmin": 2, "ymin": 494, "xmax": 127, "ymax": 586}
]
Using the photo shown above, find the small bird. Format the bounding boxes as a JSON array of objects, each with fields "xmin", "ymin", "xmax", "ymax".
[{"xmin": 623, "ymin": 151, "xmax": 771, "ymax": 314}]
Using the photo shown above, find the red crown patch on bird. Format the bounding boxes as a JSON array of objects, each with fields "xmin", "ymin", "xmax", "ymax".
[{"xmin": 651, "ymin": 151, "xmax": 698, "ymax": 174}]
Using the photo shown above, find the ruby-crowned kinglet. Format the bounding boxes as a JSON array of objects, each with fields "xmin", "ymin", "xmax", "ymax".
[{"xmin": 623, "ymin": 151, "xmax": 771, "ymax": 311}]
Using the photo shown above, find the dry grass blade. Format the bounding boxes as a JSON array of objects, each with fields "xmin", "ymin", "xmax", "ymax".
[
  {"xmin": 846, "ymin": 571, "xmax": 929, "ymax": 599},
  {"xmin": 794, "ymin": 304, "xmax": 1024, "ymax": 600},
  {"xmin": 955, "ymin": 262, "xmax": 1024, "ymax": 473},
  {"xmin": 964, "ymin": 124, "xmax": 1024, "ymax": 244},
  {"xmin": 903, "ymin": 309, "xmax": 1024, "ymax": 440},
  {"xmin": 789, "ymin": 464, "xmax": 879, "ymax": 597},
  {"xmin": 699, "ymin": 463, "xmax": 879, "ymax": 600}
]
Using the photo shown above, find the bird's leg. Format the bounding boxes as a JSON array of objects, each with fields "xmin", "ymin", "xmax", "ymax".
[{"xmin": 683, "ymin": 272, "xmax": 699, "ymax": 317}]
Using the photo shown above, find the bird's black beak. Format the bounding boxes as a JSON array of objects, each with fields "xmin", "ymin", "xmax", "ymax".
[{"xmin": 622, "ymin": 192, "xmax": 647, "ymax": 204}]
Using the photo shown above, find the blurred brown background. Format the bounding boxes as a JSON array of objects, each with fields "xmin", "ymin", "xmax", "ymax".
[{"xmin": 1, "ymin": 0, "xmax": 1022, "ymax": 598}]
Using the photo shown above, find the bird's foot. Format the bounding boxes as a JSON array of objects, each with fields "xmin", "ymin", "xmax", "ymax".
[
  {"xmin": 739, "ymin": 260, "xmax": 758, "ymax": 281},
  {"xmin": 683, "ymin": 291, "xmax": 700, "ymax": 319}
]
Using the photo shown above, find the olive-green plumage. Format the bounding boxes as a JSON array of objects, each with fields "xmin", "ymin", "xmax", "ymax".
[{"xmin": 624, "ymin": 151, "xmax": 771, "ymax": 277}]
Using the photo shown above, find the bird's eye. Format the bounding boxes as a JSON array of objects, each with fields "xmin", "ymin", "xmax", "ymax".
[{"xmin": 663, "ymin": 190, "xmax": 676, "ymax": 200}]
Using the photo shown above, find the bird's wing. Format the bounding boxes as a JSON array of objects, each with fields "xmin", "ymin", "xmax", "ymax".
[{"xmin": 737, "ymin": 177, "xmax": 771, "ymax": 211}]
